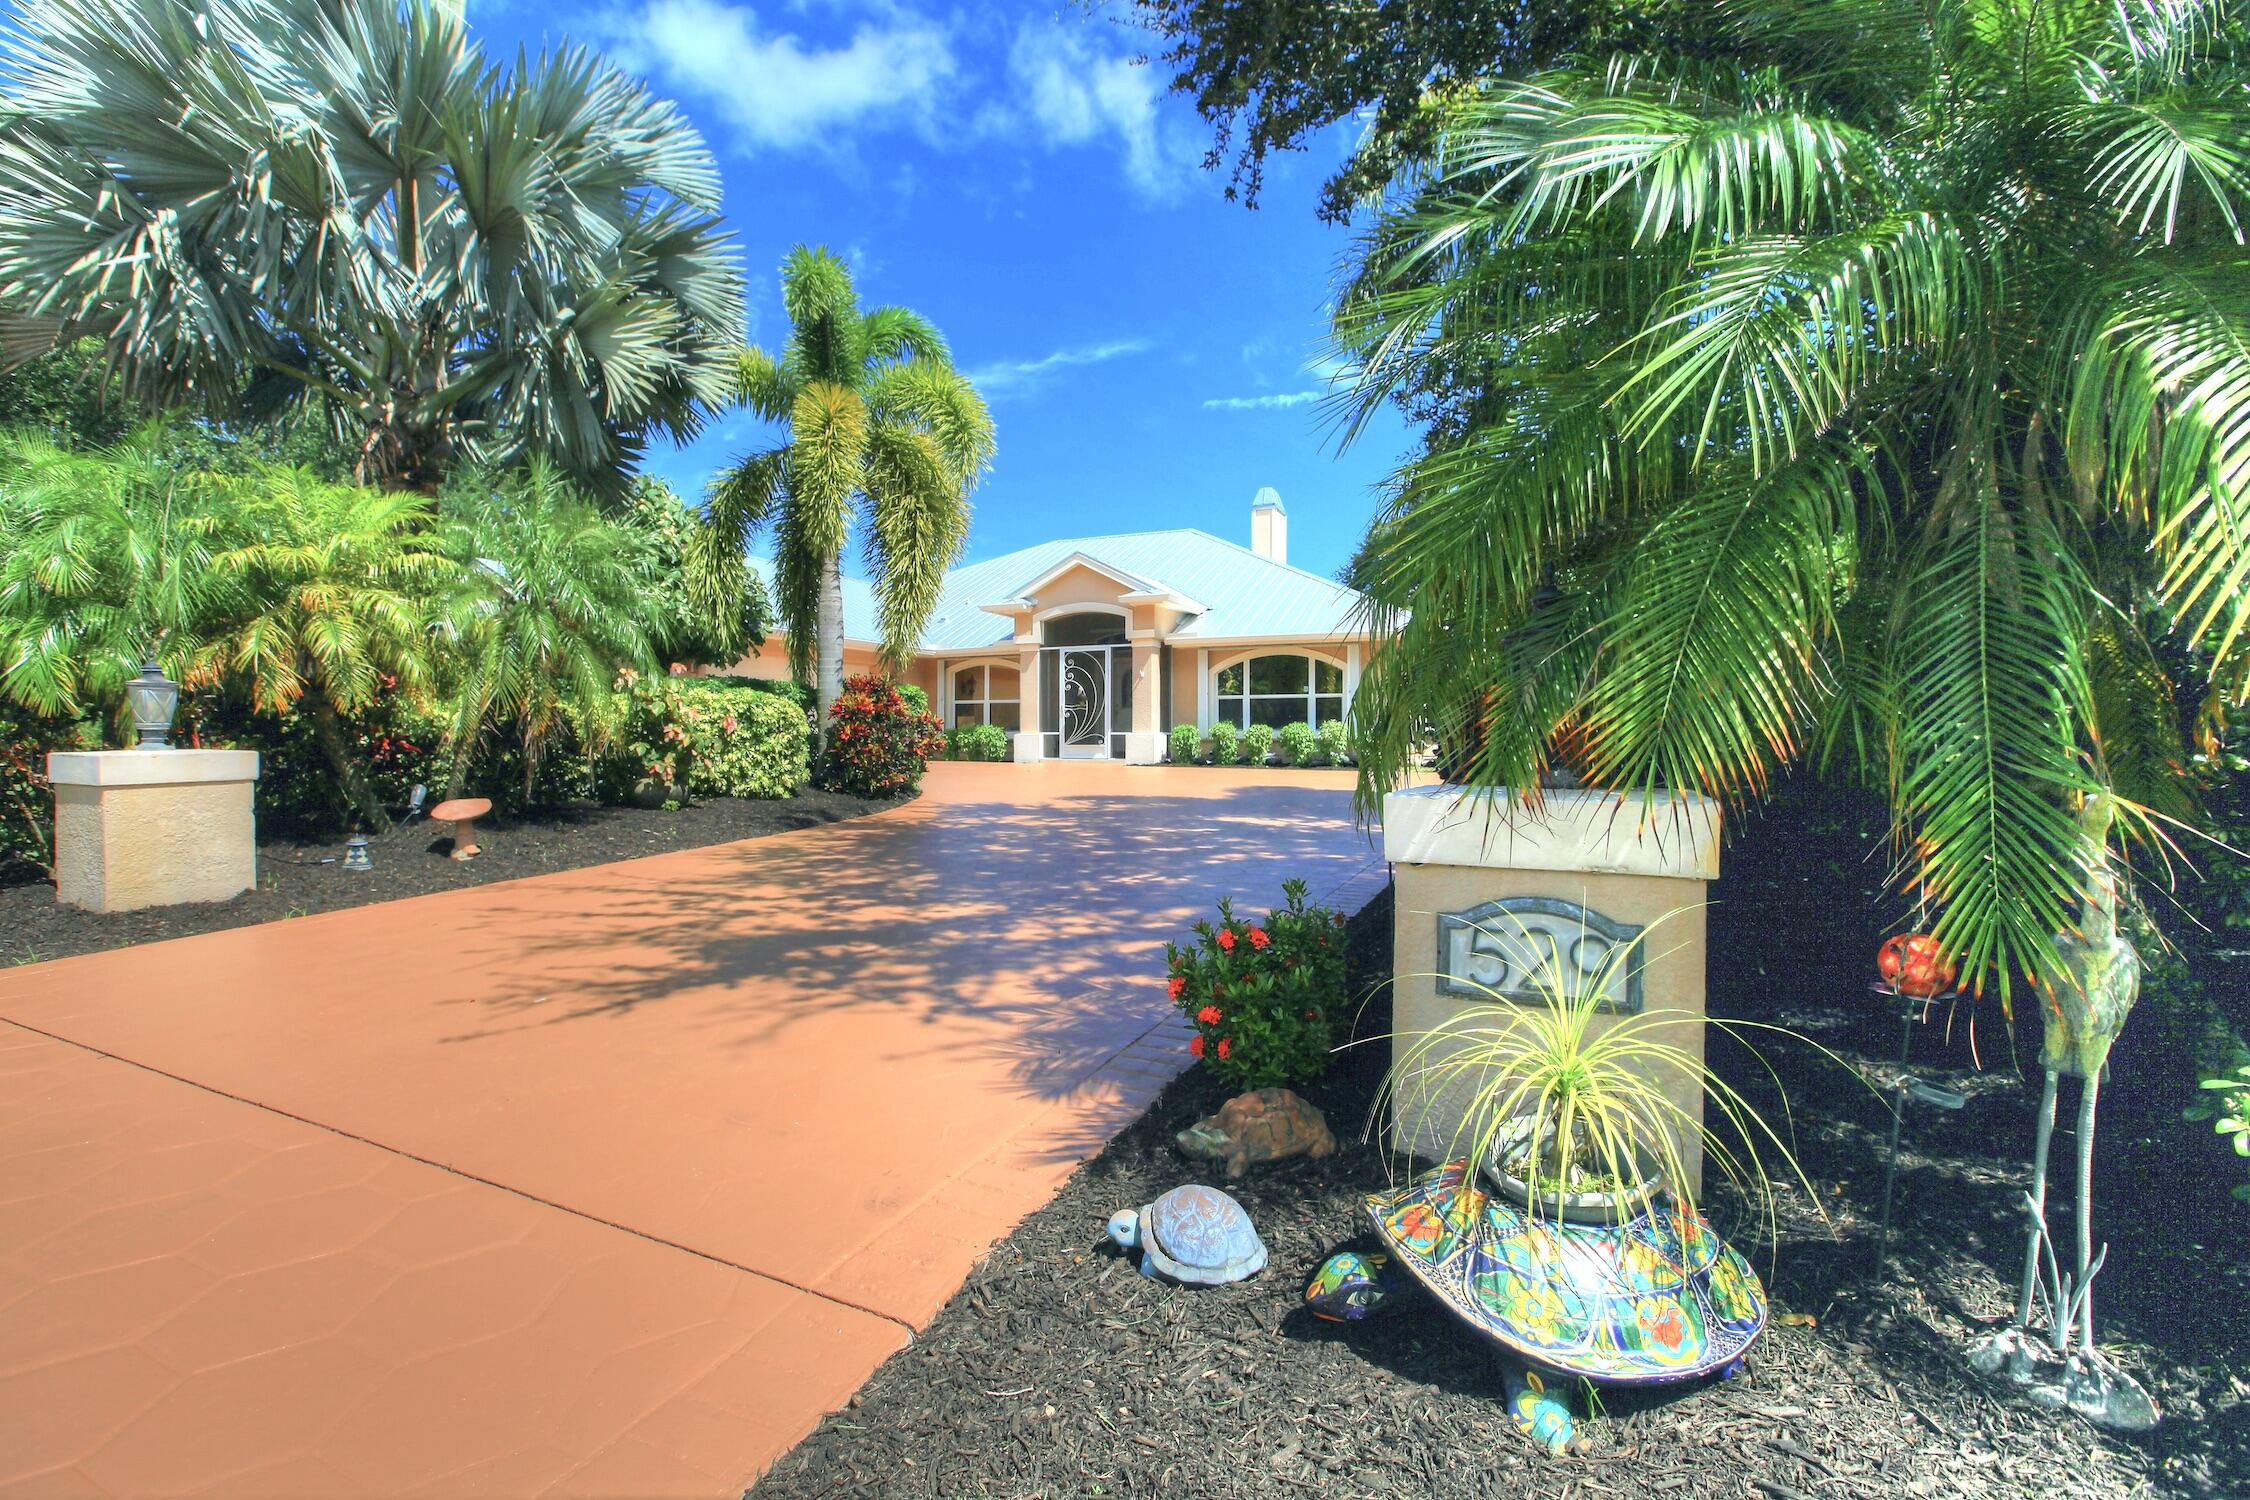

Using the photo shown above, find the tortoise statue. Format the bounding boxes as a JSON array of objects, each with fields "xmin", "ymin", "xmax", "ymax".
[
  {"xmin": 1106, "ymin": 1184, "xmax": 1267, "ymax": 1285},
  {"xmin": 1306, "ymin": 1160, "xmax": 1766, "ymax": 1453},
  {"xmin": 1176, "ymin": 1088, "xmax": 1337, "ymax": 1178}
]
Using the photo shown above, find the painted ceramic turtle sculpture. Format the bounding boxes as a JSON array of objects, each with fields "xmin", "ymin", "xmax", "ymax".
[
  {"xmin": 1107, "ymin": 1184, "xmax": 1267, "ymax": 1285},
  {"xmin": 1307, "ymin": 1160, "xmax": 1769, "ymax": 1453}
]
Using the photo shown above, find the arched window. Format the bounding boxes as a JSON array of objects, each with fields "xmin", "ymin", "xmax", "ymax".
[
  {"xmin": 1215, "ymin": 653, "xmax": 1345, "ymax": 728},
  {"xmin": 952, "ymin": 664, "xmax": 1021, "ymax": 731}
]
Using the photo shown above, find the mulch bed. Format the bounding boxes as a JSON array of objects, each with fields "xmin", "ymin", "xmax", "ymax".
[
  {"xmin": 0, "ymin": 789, "xmax": 897, "ymax": 967},
  {"xmin": 753, "ymin": 777, "xmax": 2248, "ymax": 1500}
]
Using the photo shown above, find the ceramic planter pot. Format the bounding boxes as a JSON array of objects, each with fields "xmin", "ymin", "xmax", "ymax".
[{"xmin": 1480, "ymin": 1114, "xmax": 1662, "ymax": 1224}]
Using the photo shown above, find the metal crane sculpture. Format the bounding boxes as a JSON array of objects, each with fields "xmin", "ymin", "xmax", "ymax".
[{"xmin": 1967, "ymin": 797, "xmax": 2159, "ymax": 1430}]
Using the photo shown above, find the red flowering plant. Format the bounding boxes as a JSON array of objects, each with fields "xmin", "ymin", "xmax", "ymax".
[
  {"xmin": 1165, "ymin": 878, "xmax": 1347, "ymax": 1089},
  {"xmin": 820, "ymin": 673, "xmax": 943, "ymax": 798}
]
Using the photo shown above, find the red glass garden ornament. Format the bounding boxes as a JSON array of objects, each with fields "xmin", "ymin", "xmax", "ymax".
[{"xmin": 1876, "ymin": 933, "xmax": 1956, "ymax": 998}]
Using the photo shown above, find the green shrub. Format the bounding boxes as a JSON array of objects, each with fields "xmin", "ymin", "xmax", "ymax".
[
  {"xmin": 822, "ymin": 673, "xmax": 942, "ymax": 797},
  {"xmin": 1316, "ymin": 719, "xmax": 1351, "ymax": 766},
  {"xmin": 1166, "ymin": 878, "xmax": 1348, "ymax": 1090},
  {"xmin": 1209, "ymin": 720, "xmax": 1240, "ymax": 766},
  {"xmin": 1274, "ymin": 721, "xmax": 1316, "ymax": 767},
  {"xmin": 2187, "ymin": 1052, "xmax": 2250, "ymax": 1204},
  {"xmin": 1240, "ymin": 723, "xmax": 1276, "ymax": 765},
  {"xmin": 963, "ymin": 722, "xmax": 1009, "ymax": 762},
  {"xmin": 0, "ymin": 702, "xmax": 93, "ymax": 872},
  {"xmin": 940, "ymin": 726, "xmax": 966, "ymax": 760},
  {"xmin": 898, "ymin": 683, "xmax": 932, "ymax": 717},
  {"xmin": 598, "ymin": 675, "xmax": 810, "ymax": 804},
  {"xmin": 1168, "ymin": 723, "xmax": 1201, "ymax": 764}
]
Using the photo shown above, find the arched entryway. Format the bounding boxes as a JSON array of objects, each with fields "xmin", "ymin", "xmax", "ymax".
[{"xmin": 1039, "ymin": 608, "xmax": 1132, "ymax": 760}]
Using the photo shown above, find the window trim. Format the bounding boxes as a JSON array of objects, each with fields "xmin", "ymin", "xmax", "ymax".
[
  {"xmin": 949, "ymin": 661, "xmax": 1022, "ymax": 729},
  {"xmin": 1210, "ymin": 649, "xmax": 1348, "ymax": 730}
]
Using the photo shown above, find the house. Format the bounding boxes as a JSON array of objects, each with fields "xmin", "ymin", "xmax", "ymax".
[{"xmin": 726, "ymin": 489, "xmax": 1377, "ymax": 762}]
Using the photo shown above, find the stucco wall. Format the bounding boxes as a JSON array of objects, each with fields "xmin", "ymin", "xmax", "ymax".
[{"xmin": 51, "ymin": 753, "xmax": 259, "ymax": 913}]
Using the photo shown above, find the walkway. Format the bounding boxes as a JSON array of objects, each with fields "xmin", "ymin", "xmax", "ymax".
[{"xmin": 0, "ymin": 763, "xmax": 1385, "ymax": 1497}]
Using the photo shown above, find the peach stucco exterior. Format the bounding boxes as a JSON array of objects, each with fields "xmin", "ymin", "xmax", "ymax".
[{"xmin": 47, "ymin": 749, "xmax": 261, "ymax": 913}]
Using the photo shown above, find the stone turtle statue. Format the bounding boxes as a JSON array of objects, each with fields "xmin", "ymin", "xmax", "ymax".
[
  {"xmin": 1175, "ymin": 1088, "xmax": 1336, "ymax": 1177},
  {"xmin": 1106, "ymin": 1184, "xmax": 1267, "ymax": 1285}
]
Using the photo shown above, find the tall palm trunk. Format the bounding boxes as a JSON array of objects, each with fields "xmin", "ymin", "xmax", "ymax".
[
  {"xmin": 815, "ymin": 549, "xmax": 846, "ymax": 753},
  {"xmin": 303, "ymin": 689, "xmax": 389, "ymax": 831}
]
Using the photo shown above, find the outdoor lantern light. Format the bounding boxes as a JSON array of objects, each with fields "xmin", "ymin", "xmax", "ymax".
[
  {"xmin": 342, "ymin": 835, "xmax": 373, "ymax": 873},
  {"xmin": 124, "ymin": 658, "xmax": 180, "ymax": 748}
]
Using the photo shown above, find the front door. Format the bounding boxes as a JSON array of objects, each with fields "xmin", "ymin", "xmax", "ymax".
[{"xmin": 1059, "ymin": 646, "xmax": 1111, "ymax": 758}]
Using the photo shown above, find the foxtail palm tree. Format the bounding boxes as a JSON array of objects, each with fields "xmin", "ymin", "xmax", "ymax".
[
  {"xmin": 0, "ymin": 0, "xmax": 743, "ymax": 494},
  {"xmin": 699, "ymin": 246, "xmax": 993, "ymax": 744}
]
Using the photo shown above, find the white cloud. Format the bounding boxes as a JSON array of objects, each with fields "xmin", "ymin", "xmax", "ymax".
[
  {"xmin": 1203, "ymin": 390, "xmax": 1322, "ymax": 412},
  {"xmin": 965, "ymin": 338, "xmax": 1153, "ymax": 398},
  {"xmin": 998, "ymin": 19, "xmax": 1197, "ymax": 199},
  {"xmin": 599, "ymin": 0, "xmax": 958, "ymax": 152}
]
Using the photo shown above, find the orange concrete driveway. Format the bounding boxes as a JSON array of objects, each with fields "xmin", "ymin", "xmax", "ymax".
[{"xmin": 0, "ymin": 763, "xmax": 1385, "ymax": 1498}]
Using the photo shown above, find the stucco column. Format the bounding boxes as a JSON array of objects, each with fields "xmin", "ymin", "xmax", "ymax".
[
  {"xmin": 1011, "ymin": 645, "xmax": 1043, "ymax": 762},
  {"xmin": 1123, "ymin": 641, "xmax": 1163, "ymax": 763},
  {"xmin": 49, "ymin": 749, "xmax": 261, "ymax": 913},
  {"xmin": 1383, "ymin": 785, "xmax": 1720, "ymax": 1194}
]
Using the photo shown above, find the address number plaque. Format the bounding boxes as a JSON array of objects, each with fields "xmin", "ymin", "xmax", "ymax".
[{"xmin": 1436, "ymin": 897, "xmax": 1646, "ymax": 1014}]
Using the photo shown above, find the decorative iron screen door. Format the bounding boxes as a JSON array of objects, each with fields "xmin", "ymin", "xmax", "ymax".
[{"xmin": 1059, "ymin": 646, "xmax": 1111, "ymax": 757}]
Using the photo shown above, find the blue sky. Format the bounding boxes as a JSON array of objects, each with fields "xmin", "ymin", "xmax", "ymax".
[{"xmin": 468, "ymin": 0, "xmax": 1413, "ymax": 582}]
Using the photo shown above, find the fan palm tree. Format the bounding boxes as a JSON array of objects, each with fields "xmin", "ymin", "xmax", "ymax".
[
  {"xmin": 438, "ymin": 460, "xmax": 660, "ymax": 801},
  {"xmin": 1337, "ymin": 0, "xmax": 2250, "ymax": 1007},
  {"xmin": 698, "ymin": 246, "xmax": 994, "ymax": 745},
  {"xmin": 0, "ymin": 0, "xmax": 744, "ymax": 495}
]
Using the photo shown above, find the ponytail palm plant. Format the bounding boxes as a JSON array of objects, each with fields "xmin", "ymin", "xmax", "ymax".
[
  {"xmin": 699, "ymin": 246, "xmax": 994, "ymax": 741},
  {"xmin": 0, "ymin": 0, "xmax": 743, "ymax": 494},
  {"xmin": 1338, "ymin": 0, "xmax": 2250, "ymax": 1005}
]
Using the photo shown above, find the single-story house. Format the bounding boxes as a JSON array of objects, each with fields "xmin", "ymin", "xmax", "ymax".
[{"xmin": 726, "ymin": 489, "xmax": 1376, "ymax": 763}]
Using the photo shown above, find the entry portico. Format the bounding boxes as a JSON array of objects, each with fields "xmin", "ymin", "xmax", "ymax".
[{"xmin": 729, "ymin": 490, "xmax": 1379, "ymax": 763}]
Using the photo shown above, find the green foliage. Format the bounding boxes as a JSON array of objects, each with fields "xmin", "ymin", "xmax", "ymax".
[
  {"xmin": 898, "ymin": 683, "xmax": 932, "ymax": 716},
  {"xmin": 620, "ymin": 477, "xmax": 769, "ymax": 668},
  {"xmin": 0, "ymin": 0, "xmax": 743, "ymax": 494},
  {"xmin": 1274, "ymin": 721, "xmax": 1317, "ymax": 767},
  {"xmin": 0, "ymin": 701, "xmax": 91, "ymax": 871},
  {"xmin": 599, "ymin": 677, "xmax": 810, "ymax": 804},
  {"xmin": 1240, "ymin": 723, "xmax": 1276, "ymax": 765},
  {"xmin": 1316, "ymin": 718, "xmax": 1352, "ymax": 766},
  {"xmin": 1208, "ymin": 720, "xmax": 1241, "ymax": 767},
  {"xmin": 2186, "ymin": 1055, "xmax": 2250, "ymax": 1205},
  {"xmin": 440, "ymin": 461, "xmax": 661, "ymax": 805},
  {"xmin": 1169, "ymin": 723, "xmax": 1201, "ymax": 764},
  {"xmin": 1337, "ymin": 0, "xmax": 2250, "ymax": 1007},
  {"xmin": 959, "ymin": 722, "xmax": 1008, "ymax": 762},
  {"xmin": 701, "ymin": 246, "xmax": 994, "ymax": 718},
  {"xmin": 820, "ymin": 672, "xmax": 941, "ymax": 798},
  {"xmin": 1166, "ymin": 879, "xmax": 1348, "ymax": 1090}
]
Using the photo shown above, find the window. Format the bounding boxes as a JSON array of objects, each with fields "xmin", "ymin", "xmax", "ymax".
[
  {"xmin": 1216, "ymin": 653, "xmax": 1346, "ymax": 728},
  {"xmin": 951, "ymin": 664, "xmax": 1021, "ymax": 732}
]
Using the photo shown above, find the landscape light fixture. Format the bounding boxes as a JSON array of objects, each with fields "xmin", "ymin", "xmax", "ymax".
[{"xmin": 124, "ymin": 658, "xmax": 180, "ymax": 748}]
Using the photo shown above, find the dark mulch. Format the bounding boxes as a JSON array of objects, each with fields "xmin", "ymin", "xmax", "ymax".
[
  {"xmin": 753, "ymin": 777, "xmax": 2249, "ymax": 1500},
  {"xmin": 0, "ymin": 789, "xmax": 897, "ymax": 967}
]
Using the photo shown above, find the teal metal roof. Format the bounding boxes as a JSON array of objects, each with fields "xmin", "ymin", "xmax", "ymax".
[
  {"xmin": 758, "ymin": 530, "xmax": 1369, "ymax": 653},
  {"xmin": 916, "ymin": 530, "xmax": 1368, "ymax": 653}
]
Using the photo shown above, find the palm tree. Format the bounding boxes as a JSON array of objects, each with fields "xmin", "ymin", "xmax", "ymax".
[
  {"xmin": 0, "ymin": 0, "xmax": 744, "ymax": 495},
  {"xmin": 439, "ymin": 460, "xmax": 660, "ymax": 802},
  {"xmin": 1337, "ymin": 0, "xmax": 2249, "ymax": 1006},
  {"xmin": 699, "ymin": 246, "xmax": 994, "ymax": 745}
]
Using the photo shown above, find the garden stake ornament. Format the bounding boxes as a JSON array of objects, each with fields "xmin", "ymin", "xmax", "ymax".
[{"xmin": 1967, "ymin": 797, "xmax": 2159, "ymax": 1430}]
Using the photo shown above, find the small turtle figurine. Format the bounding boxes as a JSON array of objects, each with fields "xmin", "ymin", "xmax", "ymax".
[
  {"xmin": 1176, "ymin": 1088, "xmax": 1336, "ymax": 1178},
  {"xmin": 1106, "ymin": 1185, "xmax": 1267, "ymax": 1285}
]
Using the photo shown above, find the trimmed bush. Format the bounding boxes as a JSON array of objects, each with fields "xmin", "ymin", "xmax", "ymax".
[
  {"xmin": 1315, "ymin": 719, "xmax": 1351, "ymax": 767},
  {"xmin": 962, "ymin": 722, "xmax": 1009, "ymax": 762},
  {"xmin": 898, "ymin": 683, "xmax": 932, "ymax": 717},
  {"xmin": 1168, "ymin": 723, "xmax": 1200, "ymax": 764},
  {"xmin": 600, "ymin": 675, "xmax": 810, "ymax": 804},
  {"xmin": 1166, "ymin": 878, "xmax": 1347, "ymax": 1090},
  {"xmin": 1240, "ymin": 722, "xmax": 1275, "ymax": 765},
  {"xmin": 1208, "ymin": 720, "xmax": 1240, "ymax": 767},
  {"xmin": 822, "ymin": 673, "xmax": 942, "ymax": 797},
  {"xmin": 1274, "ymin": 721, "xmax": 1316, "ymax": 767}
]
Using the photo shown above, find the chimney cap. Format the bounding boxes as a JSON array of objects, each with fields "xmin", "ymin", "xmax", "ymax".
[{"xmin": 1251, "ymin": 486, "xmax": 1286, "ymax": 513}]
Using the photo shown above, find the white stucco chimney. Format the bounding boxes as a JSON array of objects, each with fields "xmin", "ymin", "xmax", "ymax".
[{"xmin": 1251, "ymin": 487, "xmax": 1288, "ymax": 565}]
